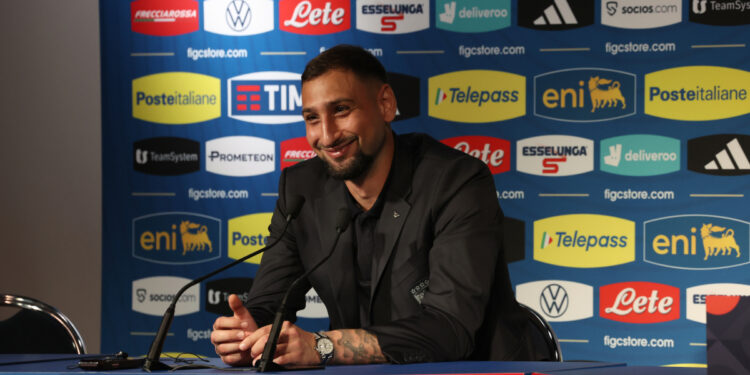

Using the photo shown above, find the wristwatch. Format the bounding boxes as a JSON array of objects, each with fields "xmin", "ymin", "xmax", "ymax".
[{"xmin": 313, "ymin": 331, "xmax": 334, "ymax": 365}]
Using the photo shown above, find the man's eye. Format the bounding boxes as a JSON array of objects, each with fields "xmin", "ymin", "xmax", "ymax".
[
  {"xmin": 335, "ymin": 105, "xmax": 350, "ymax": 113},
  {"xmin": 304, "ymin": 114, "xmax": 318, "ymax": 123}
]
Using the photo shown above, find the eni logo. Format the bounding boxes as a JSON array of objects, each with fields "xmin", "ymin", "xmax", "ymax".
[
  {"xmin": 180, "ymin": 220, "xmax": 212, "ymax": 253},
  {"xmin": 587, "ymin": 76, "xmax": 626, "ymax": 112},
  {"xmin": 132, "ymin": 72, "xmax": 221, "ymax": 124},
  {"xmin": 133, "ymin": 213, "xmax": 221, "ymax": 265}
]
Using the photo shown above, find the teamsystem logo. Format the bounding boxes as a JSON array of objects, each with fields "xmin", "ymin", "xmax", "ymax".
[
  {"xmin": 205, "ymin": 277, "xmax": 254, "ymax": 315},
  {"xmin": 516, "ymin": 135, "xmax": 594, "ymax": 176},
  {"xmin": 356, "ymin": 0, "xmax": 430, "ymax": 34},
  {"xmin": 686, "ymin": 283, "xmax": 750, "ymax": 323},
  {"xmin": 228, "ymin": 213, "xmax": 273, "ymax": 264},
  {"xmin": 516, "ymin": 280, "xmax": 594, "ymax": 322},
  {"xmin": 428, "ymin": 70, "xmax": 525, "ymax": 123},
  {"xmin": 228, "ymin": 71, "xmax": 303, "ymax": 124},
  {"xmin": 441, "ymin": 136, "xmax": 510, "ymax": 175},
  {"xmin": 534, "ymin": 214, "xmax": 635, "ymax": 268},
  {"xmin": 600, "ymin": 134, "xmax": 680, "ymax": 176},
  {"xmin": 204, "ymin": 0, "xmax": 274, "ymax": 35},
  {"xmin": 133, "ymin": 276, "xmax": 200, "ymax": 316},
  {"xmin": 131, "ymin": 0, "xmax": 199, "ymax": 36},
  {"xmin": 280, "ymin": 0, "xmax": 351, "ymax": 35},
  {"xmin": 133, "ymin": 137, "xmax": 200, "ymax": 176},
  {"xmin": 132, "ymin": 72, "xmax": 221, "ymax": 125},
  {"xmin": 205, "ymin": 136, "xmax": 275, "ymax": 177},
  {"xmin": 601, "ymin": 0, "xmax": 681, "ymax": 29},
  {"xmin": 517, "ymin": 0, "xmax": 594, "ymax": 30},
  {"xmin": 600, "ymin": 282, "xmax": 680, "ymax": 323},
  {"xmin": 281, "ymin": 137, "xmax": 316, "ymax": 170},
  {"xmin": 534, "ymin": 68, "xmax": 636, "ymax": 122},
  {"xmin": 690, "ymin": 0, "xmax": 750, "ymax": 25},
  {"xmin": 132, "ymin": 213, "xmax": 222, "ymax": 265},
  {"xmin": 688, "ymin": 134, "xmax": 750, "ymax": 176},
  {"xmin": 644, "ymin": 215, "xmax": 750, "ymax": 270},
  {"xmin": 436, "ymin": 0, "xmax": 511, "ymax": 33}
]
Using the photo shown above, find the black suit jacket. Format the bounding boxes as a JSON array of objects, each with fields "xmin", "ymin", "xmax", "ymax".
[{"xmin": 247, "ymin": 133, "xmax": 540, "ymax": 363}]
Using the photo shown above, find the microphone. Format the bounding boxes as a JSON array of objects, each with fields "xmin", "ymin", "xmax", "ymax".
[
  {"xmin": 256, "ymin": 208, "xmax": 351, "ymax": 372},
  {"xmin": 142, "ymin": 196, "xmax": 305, "ymax": 372}
]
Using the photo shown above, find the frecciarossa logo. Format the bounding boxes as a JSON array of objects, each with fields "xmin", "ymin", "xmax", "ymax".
[
  {"xmin": 440, "ymin": 136, "xmax": 510, "ymax": 175},
  {"xmin": 428, "ymin": 70, "xmax": 525, "ymax": 123},
  {"xmin": 281, "ymin": 137, "xmax": 316, "ymax": 169},
  {"xmin": 131, "ymin": 0, "xmax": 199, "ymax": 36},
  {"xmin": 600, "ymin": 282, "xmax": 680, "ymax": 323}
]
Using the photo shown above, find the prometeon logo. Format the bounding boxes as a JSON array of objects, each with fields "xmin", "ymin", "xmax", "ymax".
[
  {"xmin": 644, "ymin": 215, "xmax": 750, "ymax": 270},
  {"xmin": 133, "ymin": 276, "xmax": 200, "ymax": 316},
  {"xmin": 298, "ymin": 289, "xmax": 330, "ymax": 318},
  {"xmin": 133, "ymin": 137, "xmax": 200, "ymax": 176},
  {"xmin": 517, "ymin": 135, "xmax": 594, "ymax": 176},
  {"xmin": 228, "ymin": 71, "xmax": 303, "ymax": 124},
  {"xmin": 600, "ymin": 282, "xmax": 680, "ymax": 323},
  {"xmin": 688, "ymin": 135, "xmax": 750, "ymax": 176},
  {"xmin": 601, "ymin": 0, "xmax": 681, "ymax": 29},
  {"xmin": 131, "ymin": 0, "xmax": 199, "ymax": 36},
  {"xmin": 133, "ymin": 213, "xmax": 221, "ymax": 265},
  {"xmin": 205, "ymin": 136, "xmax": 275, "ymax": 177},
  {"xmin": 516, "ymin": 280, "xmax": 594, "ymax": 322},
  {"xmin": 228, "ymin": 213, "xmax": 273, "ymax": 264},
  {"xmin": 356, "ymin": 0, "xmax": 430, "ymax": 34},
  {"xmin": 132, "ymin": 72, "xmax": 221, "ymax": 125},
  {"xmin": 204, "ymin": 0, "xmax": 274, "ymax": 36},
  {"xmin": 428, "ymin": 70, "xmax": 525, "ymax": 123},
  {"xmin": 534, "ymin": 68, "xmax": 636, "ymax": 122},
  {"xmin": 388, "ymin": 72, "xmax": 420, "ymax": 121},
  {"xmin": 281, "ymin": 0, "xmax": 350, "ymax": 35},
  {"xmin": 436, "ymin": 0, "xmax": 511, "ymax": 33},
  {"xmin": 645, "ymin": 66, "xmax": 750, "ymax": 121},
  {"xmin": 205, "ymin": 277, "xmax": 254, "ymax": 315},
  {"xmin": 441, "ymin": 136, "xmax": 510, "ymax": 175},
  {"xmin": 600, "ymin": 134, "xmax": 680, "ymax": 176},
  {"xmin": 690, "ymin": 0, "xmax": 750, "ymax": 25},
  {"xmin": 281, "ymin": 137, "xmax": 316, "ymax": 169},
  {"xmin": 518, "ymin": 0, "xmax": 594, "ymax": 30},
  {"xmin": 686, "ymin": 283, "xmax": 750, "ymax": 323},
  {"xmin": 534, "ymin": 214, "xmax": 635, "ymax": 268}
]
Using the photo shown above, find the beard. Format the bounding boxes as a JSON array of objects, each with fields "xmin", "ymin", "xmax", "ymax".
[{"xmin": 322, "ymin": 148, "xmax": 374, "ymax": 180}]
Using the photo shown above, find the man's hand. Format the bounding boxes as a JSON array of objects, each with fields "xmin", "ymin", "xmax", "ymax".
[
  {"xmin": 210, "ymin": 294, "xmax": 258, "ymax": 366},
  {"xmin": 241, "ymin": 321, "xmax": 320, "ymax": 366}
]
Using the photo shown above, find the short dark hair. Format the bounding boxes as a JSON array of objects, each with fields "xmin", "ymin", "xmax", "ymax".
[{"xmin": 302, "ymin": 44, "xmax": 387, "ymax": 84}]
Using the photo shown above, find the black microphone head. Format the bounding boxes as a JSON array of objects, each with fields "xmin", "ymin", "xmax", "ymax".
[
  {"xmin": 286, "ymin": 195, "xmax": 306, "ymax": 220},
  {"xmin": 335, "ymin": 207, "xmax": 350, "ymax": 233}
]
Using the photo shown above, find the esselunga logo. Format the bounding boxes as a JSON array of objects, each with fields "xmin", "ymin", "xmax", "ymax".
[
  {"xmin": 517, "ymin": 135, "xmax": 594, "ymax": 176},
  {"xmin": 356, "ymin": 0, "xmax": 430, "ymax": 34},
  {"xmin": 534, "ymin": 68, "xmax": 636, "ymax": 122},
  {"xmin": 132, "ymin": 276, "xmax": 200, "ymax": 317},
  {"xmin": 601, "ymin": 0, "xmax": 681, "ymax": 29},
  {"xmin": 228, "ymin": 71, "xmax": 303, "ymax": 124},
  {"xmin": 644, "ymin": 215, "xmax": 750, "ymax": 270},
  {"xmin": 131, "ymin": 0, "xmax": 199, "ymax": 36},
  {"xmin": 228, "ymin": 213, "xmax": 272, "ymax": 264},
  {"xmin": 298, "ymin": 288, "xmax": 329, "ymax": 319},
  {"xmin": 534, "ymin": 214, "xmax": 635, "ymax": 268},
  {"xmin": 132, "ymin": 212, "xmax": 222, "ymax": 265},
  {"xmin": 205, "ymin": 136, "xmax": 275, "ymax": 177},
  {"xmin": 436, "ymin": 0, "xmax": 511, "ymax": 33},
  {"xmin": 600, "ymin": 281, "xmax": 680, "ymax": 323},
  {"xmin": 428, "ymin": 70, "xmax": 525, "ymax": 123},
  {"xmin": 281, "ymin": 137, "xmax": 316, "ymax": 170},
  {"xmin": 686, "ymin": 283, "xmax": 750, "ymax": 324},
  {"xmin": 645, "ymin": 66, "xmax": 750, "ymax": 121},
  {"xmin": 132, "ymin": 72, "xmax": 220, "ymax": 125},
  {"xmin": 441, "ymin": 136, "xmax": 510, "ymax": 175},
  {"xmin": 600, "ymin": 134, "xmax": 680, "ymax": 176},
  {"xmin": 516, "ymin": 280, "xmax": 593, "ymax": 322}
]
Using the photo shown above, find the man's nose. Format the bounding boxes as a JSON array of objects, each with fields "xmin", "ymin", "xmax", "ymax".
[{"xmin": 319, "ymin": 115, "xmax": 340, "ymax": 146}]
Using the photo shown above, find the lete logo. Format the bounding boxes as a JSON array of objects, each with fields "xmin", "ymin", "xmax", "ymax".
[
  {"xmin": 281, "ymin": 0, "xmax": 350, "ymax": 34},
  {"xmin": 600, "ymin": 282, "xmax": 679, "ymax": 323},
  {"xmin": 441, "ymin": 136, "xmax": 510, "ymax": 175}
]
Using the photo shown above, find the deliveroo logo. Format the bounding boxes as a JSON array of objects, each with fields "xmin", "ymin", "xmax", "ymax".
[
  {"xmin": 601, "ymin": 135, "xmax": 680, "ymax": 176},
  {"xmin": 436, "ymin": 0, "xmax": 511, "ymax": 32}
]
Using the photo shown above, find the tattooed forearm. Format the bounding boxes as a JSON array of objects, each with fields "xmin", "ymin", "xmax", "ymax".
[{"xmin": 329, "ymin": 329, "xmax": 387, "ymax": 364}]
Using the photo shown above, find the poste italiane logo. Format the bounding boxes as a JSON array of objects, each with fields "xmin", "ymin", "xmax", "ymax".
[
  {"xmin": 516, "ymin": 280, "xmax": 594, "ymax": 322},
  {"xmin": 436, "ymin": 0, "xmax": 511, "ymax": 33},
  {"xmin": 534, "ymin": 214, "xmax": 635, "ymax": 268},
  {"xmin": 600, "ymin": 134, "xmax": 680, "ymax": 176},
  {"xmin": 228, "ymin": 213, "xmax": 273, "ymax": 264},
  {"xmin": 441, "ymin": 136, "xmax": 510, "ymax": 175},
  {"xmin": 429, "ymin": 70, "xmax": 525, "ymax": 123},
  {"xmin": 686, "ymin": 283, "xmax": 750, "ymax": 323},
  {"xmin": 601, "ymin": 0, "xmax": 681, "ymax": 29},
  {"xmin": 133, "ymin": 72, "xmax": 220, "ymax": 125},
  {"xmin": 133, "ymin": 212, "xmax": 222, "ymax": 265},
  {"xmin": 645, "ymin": 66, "xmax": 750, "ymax": 121}
]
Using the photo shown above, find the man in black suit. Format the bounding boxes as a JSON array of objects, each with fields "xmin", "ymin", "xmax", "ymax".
[{"xmin": 210, "ymin": 45, "xmax": 541, "ymax": 367}]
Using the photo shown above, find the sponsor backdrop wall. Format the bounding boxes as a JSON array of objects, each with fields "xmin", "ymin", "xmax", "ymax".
[{"xmin": 101, "ymin": 0, "xmax": 750, "ymax": 366}]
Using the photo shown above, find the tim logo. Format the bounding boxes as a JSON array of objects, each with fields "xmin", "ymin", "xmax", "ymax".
[
  {"xmin": 204, "ymin": 0, "xmax": 274, "ymax": 36},
  {"xmin": 440, "ymin": 136, "xmax": 510, "ymax": 175},
  {"xmin": 356, "ymin": 0, "xmax": 430, "ymax": 34},
  {"xmin": 280, "ymin": 0, "xmax": 350, "ymax": 35},
  {"xmin": 281, "ymin": 137, "xmax": 316, "ymax": 169},
  {"xmin": 690, "ymin": 0, "xmax": 750, "ymax": 25},
  {"xmin": 535, "ymin": 68, "xmax": 636, "ymax": 122},
  {"xmin": 133, "ymin": 213, "xmax": 222, "ymax": 265},
  {"xmin": 644, "ymin": 215, "xmax": 750, "ymax": 270},
  {"xmin": 516, "ymin": 280, "xmax": 593, "ymax": 322},
  {"xmin": 228, "ymin": 72, "xmax": 303, "ymax": 124},
  {"xmin": 518, "ymin": 0, "xmax": 594, "ymax": 30},
  {"xmin": 600, "ymin": 282, "xmax": 679, "ymax": 323},
  {"xmin": 688, "ymin": 135, "xmax": 750, "ymax": 176},
  {"xmin": 131, "ymin": 0, "xmax": 199, "ymax": 36}
]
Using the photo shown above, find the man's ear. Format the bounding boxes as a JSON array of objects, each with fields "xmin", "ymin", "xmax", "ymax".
[{"xmin": 377, "ymin": 83, "xmax": 397, "ymax": 123}]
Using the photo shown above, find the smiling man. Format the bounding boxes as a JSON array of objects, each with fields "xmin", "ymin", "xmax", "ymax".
[{"xmin": 210, "ymin": 45, "xmax": 544, "ymax": 367}]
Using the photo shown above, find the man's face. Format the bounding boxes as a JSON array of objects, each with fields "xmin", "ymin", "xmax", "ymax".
[{"xmin": 301, "ymin": 69, "xmax": 395, "ymax": 180}]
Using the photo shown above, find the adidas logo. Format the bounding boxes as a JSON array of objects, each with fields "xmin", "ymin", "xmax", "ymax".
[
  {"xmin": 541, "ymin": 232, "xmax": 555, "ymax": 249},
  {"xmin": 704, "ymin": 138, "xmax": 750, "ymax": 171},
  {"xmin": 534, "ymin": 0, "xmax": 578, "ymax": 25}
]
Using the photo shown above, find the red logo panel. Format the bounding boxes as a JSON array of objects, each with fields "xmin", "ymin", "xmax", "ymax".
[
  {"xmin": 281, "ymin": 137, "xmax": 316, "ymax": 170},
  {"xmin": 280, "ymin": 0, "xmax": 351, "ymax": 35},
  {"xmin": 441, "ymin": 136, "xmax": 511, "ymax": 175},
  {"xmin": 131, "ymin": 0, "xmax": 199, "ymax": 36},
  {"xmin": 600, "ymin": 282, "xmax": 680, "ymax": 324}
]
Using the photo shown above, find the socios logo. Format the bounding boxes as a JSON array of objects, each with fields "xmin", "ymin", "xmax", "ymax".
[
  {"xmin": 133, "ymin": 213, "xmax": 221, "ymax": 265},
  {"xmin": 534, "ymin": 68, "xmax": 636, "ymax": 122},
  {"xmin": 132, "ymin": 72, "xmax": 221, "ymax": 125},
  {"xmin": 298, "ymin": 288, "xmax": 330, "ymax": 319},
  {"xmin": 228, "ymin": 213, "xmax": 272, "ymax": 264},
  {"xmin": 441, "ymin": 136, "xmax": 510, "ymax": 175},
  {"xmin": 645, "ymin": 66, "xmax": 750, "ymax": 121},
  {"xmin": 356, "ymin": 0, "xmax": 429, "ymax": 34},
  {"xmin": 205, "ymin": 136, "xmax": 275, "ymax": 177},
  {"xmin": 132, "ymin": 276, "xmax": 199, "ymax": 316},
  {"xmin": 686, "ymin": 283, "xmax": 750, "ymax": 323},
  {"xmin": 428, "ymin": 70, "xmax": 525, "ymax": 123},
  {"xmin": 516, "ymin": 280, "xmax": 594, "ymax": 322},
  {"xmin": 690, "ymin": 0, "xmax": 750, "ymax": 25},
  {"xmin": 600, "ymin": 134, "xmax": 680, "ymax": 176},
  {"xmin": 436, "ymin": 0, "xmax": 510, "ymax": 33},
  {"xmin": 228, "ymin": 71, "xmax": 303, "ymax": 124},
  {"xmin": 388, "ymin": 72, "xmax": 420, "ymax": 122},
  {"xmin": 601, "ymin": 0, "xmax": 681, "ymax": 29},
  {"xmin": 204, "ymin": 0, "xmax": 274, "ymax": 35},
  {"xmin": 205, "ymin": 277, "xmax": 254, "ymax": 315},
  {"xmin": 133, "ymin": 137, "xmax": 200, "ymax": 176},
  {"xmin": 517, "ymin": 135, "xmax": 594, "ymax": 176},
  {"xmin": 281, "ymin": 137, "xmax": 316, "ymax": 170},
  {"xmin": 131, "ymin": 0, "xmax": 199, "ymax": 36},
  {"xmin": 688, "ymin": 134, "xmax": 750, "ymax": 176},
  {"xmin": 281, "ymin": 0, "xmax": 351, "ymax": 35},
  {"xmin": 518, "ymin": 0, "xmax": 594, "ymax": 30},
  {"xmin": 600, "ymin": 282, "xmax": 679, "ymax": 323},
  {"xmin": 644, "ymin": 215, "xmax": 750, "ymax": 270},
  {"xmin": 534, "ymin": 214, "xmax": 635, "ymax": 268}
]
